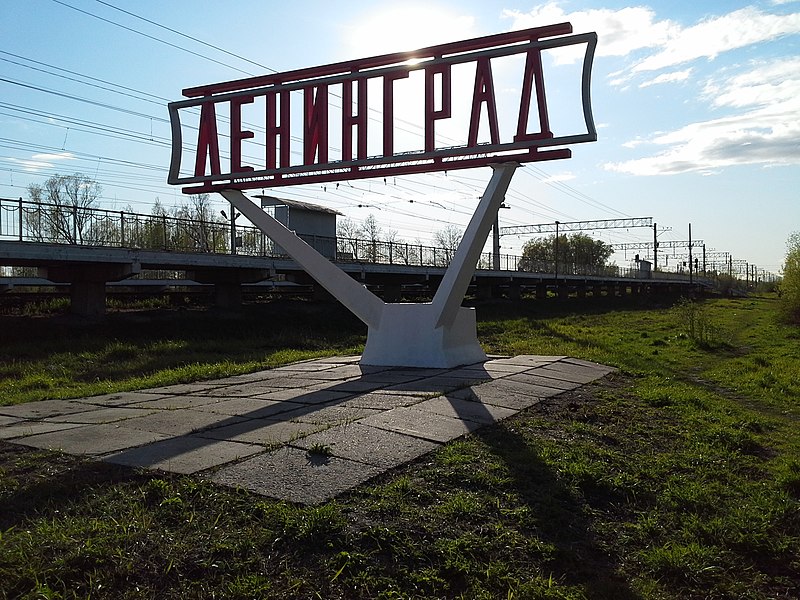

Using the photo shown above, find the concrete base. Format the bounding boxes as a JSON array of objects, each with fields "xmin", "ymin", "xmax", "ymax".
[
  {"xmin": 361, "ymin": 303, "xmax": 486, "ymax": 368},
  {"xmin": 71, "ymin": 280, "xmax": 107, "ymax": 317}
]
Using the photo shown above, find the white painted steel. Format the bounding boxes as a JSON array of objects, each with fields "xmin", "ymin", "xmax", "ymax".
[{"xmin": 221, "ymin": 165, "xmax": 517, "ymax": 368}]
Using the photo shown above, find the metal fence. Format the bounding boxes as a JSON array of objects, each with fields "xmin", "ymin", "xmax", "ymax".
[{"xmin": 1, "ymin": 197, "xmax": 688, "ymax": 281}]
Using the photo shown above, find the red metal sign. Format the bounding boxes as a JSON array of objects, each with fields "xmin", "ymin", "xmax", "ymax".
[{"xmin": 168, "ymin": 23, "xmax": 597, "ymax": 193}]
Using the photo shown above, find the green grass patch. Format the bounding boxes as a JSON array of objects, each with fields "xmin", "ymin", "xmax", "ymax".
[{"xmin": 0, "ymin": 301, "xmax": 365, "ymax": 405}]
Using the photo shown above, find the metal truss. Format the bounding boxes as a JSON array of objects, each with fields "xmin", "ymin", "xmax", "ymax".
[{"xmin": 499, "ymin": 217, "xmax": 652, "ymax": 236}]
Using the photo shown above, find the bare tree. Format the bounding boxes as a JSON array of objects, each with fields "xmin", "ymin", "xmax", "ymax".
[
  {"xmin": 433, "ymin": 224, "xmax": 463, "ymax": 266},
  {"xmin": 360, "ymin": 214, "xmax": 383, "ymax": 262},
  {"xmin": 172, "ymin": 193, "xmax": 225, "ymax": 252},
  {"xmin": 26, "ymin": 174, "xmax": 102, "ymax": 244},
  {"xmin": 337, "ymin": 217, "xmax": 362, "ymax": 260}
]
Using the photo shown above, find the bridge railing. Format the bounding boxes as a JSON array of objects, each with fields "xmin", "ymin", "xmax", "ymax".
[{"xmin": 1, "ymin": 197, "xmax": 699, "ymax": 282}]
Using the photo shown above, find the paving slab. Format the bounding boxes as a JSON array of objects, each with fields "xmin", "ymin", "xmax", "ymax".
[
  {"xmin": 306, "ymin": 379, "xmax": 386, "ymax": 394},
  {"xmin": 384, "ymin": 376, "xmax": 477, "ymax": 394},
  {"xmin": 506, "ymin": 372, "xmax": 580, "ymax": 391},
  {"xmin": 211, "ymin": 447, "xmax": 384, "ymax": 505},
  {"xmin": 536, "ymin": 362, "xmax": 616, "ymax": 384},
  {"xmin": 563, "ymin": 357, "xmax": 616, "ymax": 373},
  {"xmin": 291, "ymin": 422, "xmax": 440, "ymax": 469},
  {"xmin": 488, "ymin": 377, "xmax": 568, "ymax": 399},
  {"xmin": 479, "ymin": 362, "xmax": 536, "ymax": 375},
  {"xmin": 360, "ymin": 406, "xmax": 483, "ymax": 443},
  {"xmin": 49, "ymin": 407, "xmax": 158, "ymax": 424},
  {"xmin": 261, "ymin": 388, "xmax": 354, "ymax": 406},
  {"xmin": 341, "ymin": 392, "xmax": 423, "ymax": 410},
  {"xmin": 271, "ymin": 362, "xmax": 340, "ymax": 372},
  {"xmin": 193, "ymin": 383, "xmax": 281, "ymax": 397},
  {"xmin": 103, "ymin": 435, "xmax": 264, "ymax": 474},
  {"xmin": 122, "ymin": 409, "xmax": 247, "ymax": 437},
  {"xmin": 128, "ymin": 395, "xmax": 227, "ymax": 410},
  {"xmin": 504, "ymin": 354, "xmax": 566, "ymax": 366},
  {"xmin": 0, "ymin": 421, "xmax": 84, "ymax": 440},
  {"xmin": 312, "ymin": 356, "xmax": 362, "ymax": 364},
  {"xmin": 133, "ymin": 382, "xmax": 231, "ymax": 396},
  {"xmin": 281, "ymin": 404, "xmax": 380, "ymax": 426},
  {"xmin": 298, "ymin": 365, "xmax": 368, "ymax": 380},
  {"xmin": 191, "ymin": 397, "xmax": 301, "ymax": 418},
  {"xmin": 449, "ymin": 384, "xmax": 544, "ymax": 411},
  {"xmin": 439, "ymin": 367, "xmax": 494, "ymax": 381},
  {"xmin": 79, "ymin": 391, "xmax": 168, "ymax": 406},
  {"xmin": 13, "ymin": 423, "xmax": 169, "ymax": 455},
  {"xmin": 0, "ymin": 399, "xmax": 96, "ymax": 419},
  {"xmin": 195, "ymin": 418, "xmax": 327, "ymax": 447},
  {"xmin": 0, "ymin": 415, "xmax": 23, "ymax": 427},
  {"xmin": 413, "ymin": 395, "xmax": 517, "ymax": 425},
  {"xmin": 356, "ymin": 371, "xmax": 432, "ymax": 385}
]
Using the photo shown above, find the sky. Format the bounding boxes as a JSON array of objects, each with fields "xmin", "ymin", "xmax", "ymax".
[{"xmin": 2, "ymin": 0, "xmax": 799, "ymax": 276}]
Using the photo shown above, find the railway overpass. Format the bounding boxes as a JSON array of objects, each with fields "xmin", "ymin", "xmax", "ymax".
[{"xmin": 0, "ymin": 239, "xmax": 708, "ymax": 316}]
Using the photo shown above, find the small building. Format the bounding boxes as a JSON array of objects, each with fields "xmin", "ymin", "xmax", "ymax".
[
  {"xmin": 255, "ymin": 195, "xmax": 341, "ymax": 259},
  {"xmin": 636, "ymin": 258, "xmax": 652, "ymax": 279}
]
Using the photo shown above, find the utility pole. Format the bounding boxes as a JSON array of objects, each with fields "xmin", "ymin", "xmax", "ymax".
[
  {"xmin": 492, "ymin": 214, "xmax": 500, "ymax": 270},
  {"xmin": 554, "ymin": 221, "xmax": 560, "ymax": 279},
  {"xmin": 688, "ymin": 223, "xmax": 693, "ymax": 285},
  {"xmin": 230, "ymin": 202, "xmax": 237, "ymax": 255},
  {"xmin": 653, "ymin": 222, "xmax": 658, "ymax": 271},
  {"xmin": 702, "ymin": 244, "xmax": 706, "ymax": 276}
]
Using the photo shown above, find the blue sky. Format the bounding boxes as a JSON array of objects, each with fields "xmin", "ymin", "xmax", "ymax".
[{"xmin": 2, "ymin": 0, "xmax": 798, "ymax": 275}]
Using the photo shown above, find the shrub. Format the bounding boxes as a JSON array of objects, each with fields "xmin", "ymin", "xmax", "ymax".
[{"xmin": 779, "ymin": 232, "xmax": 800, "ymax": 323}]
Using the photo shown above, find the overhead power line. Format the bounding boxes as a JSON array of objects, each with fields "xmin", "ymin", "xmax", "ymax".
[
  {"xmin": 49, "ymin": 0, "xmax": 257, "ymax": 76},
  {"xmin": 94, "ymin": 0, "xmax": 278, "ymax": 74}
]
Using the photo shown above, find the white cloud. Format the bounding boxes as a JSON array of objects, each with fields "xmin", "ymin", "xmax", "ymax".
[
  {"xmin": 632, "ymin": 7, "xmax": 800, "ymax": 73},
  {"xmin": 506, "ymin": 2, "xmax": 800, "ymax": 95},
  {"xmin": 704, "ymin": 57, "xmax": 800, "ymax": 108},
  {"xmin": 639, "ymin": 68, "xmax": 693, "ymax": 88},
  {"xmin": 503, "ymin": 3, "xmax": 678, "ymax": 63},
  {"xmin": 607, "ymin": 56, "xmax": 800, "ymax": 175},
  {"xmin": 605, "ymin": 106, "xmax": 800, "ymax": 175},
  {"xmin": 7, "ymin": 152, "xmax": 74, "ymax": 172},
  {"xmin": 31, "ymin": 152, "xmax": 75, "ymax": 162}
]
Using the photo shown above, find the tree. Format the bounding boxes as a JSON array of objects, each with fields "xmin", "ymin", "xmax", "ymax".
[
  {"xmin": 518, "ymin": 233, "xmax": 613, "ymax": 274},
  {"xmin": 172, "ymin": 193, "xmax": 227, "ymax": 252},
  {"xmin": 337, "ymin": 217, "xmax": 362, "ymax": 260},
  {"xmin": 140, "ymin": 198, "xmax": 169, "ymax": 249},
  {"xmin": 360, "ymin": 214, "xmax": 383, "ymax": 262},
  {"xmin": 779, "ymin": 231, "xmax": 800, "ymax": 323},
  {"xmin": 433, "ymin": 224, "xmax": 463, "ymax": 266},
  {"xmin": 26, "ymin": 173, "xmax": 102, "ymax": 244}
]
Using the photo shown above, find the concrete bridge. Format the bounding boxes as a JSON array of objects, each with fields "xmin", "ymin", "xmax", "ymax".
[{"xmin": 0, "ymin": 239, "xmax": 707, "ymax": 316}]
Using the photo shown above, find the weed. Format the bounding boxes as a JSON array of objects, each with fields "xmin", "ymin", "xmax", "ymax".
[{"xmin": 306, "ymin": 442, "xmax": 333, "ymax": 457}]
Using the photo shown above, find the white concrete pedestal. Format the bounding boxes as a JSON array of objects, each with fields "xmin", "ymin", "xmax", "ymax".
[{"xmin": 361, "ymin": 303, "xmax": 485, "ymax": 368}]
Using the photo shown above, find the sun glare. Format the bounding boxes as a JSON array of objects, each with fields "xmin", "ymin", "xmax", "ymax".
[{"xmin": 344, "ymin": 5, "xmax": 477, "ymax": 58}]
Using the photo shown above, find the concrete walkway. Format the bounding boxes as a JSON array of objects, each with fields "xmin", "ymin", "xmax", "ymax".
[{"xmin": 0, "ymin": 355, "xmax": 614, "ymax": 504}]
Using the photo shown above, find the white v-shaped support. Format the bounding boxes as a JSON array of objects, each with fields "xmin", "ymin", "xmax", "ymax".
[{"xmin": 221, "ymin": 162, "xmax": 518, "ymax": 367}]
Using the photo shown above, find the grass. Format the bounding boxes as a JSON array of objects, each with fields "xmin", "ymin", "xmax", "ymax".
[
  {"xmin": 0, "ymin": 300, "xmax": 365, "ymax": 405},
  {"xmin": 1, "ymin": 293, "xmax": 799, "ymax": 598}
]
